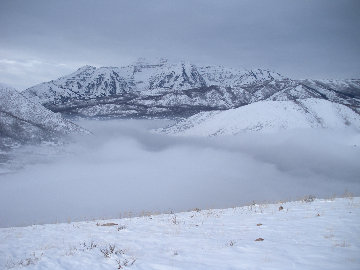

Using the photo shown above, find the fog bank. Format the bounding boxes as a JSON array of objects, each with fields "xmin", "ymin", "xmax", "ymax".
[{"xmin": 0, "ymin": 119, "xmax": 359, "ymax": 227}]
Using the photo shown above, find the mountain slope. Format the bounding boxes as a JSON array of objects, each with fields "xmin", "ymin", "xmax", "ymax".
[
  {"xmin": 1, "ymin": 197, "xmax": 359, "ymax": 269},
  {"xmin": 0, "ymin": 83, "xmax": 87, "ymax": 148},
  {"xmin": 160, "ymin": 98, "xmax": 360, "ymax": 136},
  {"xmin": 22, "ymin": 59, "xmax": 360, "ymax": 118},
  {"xmin": 301, "ymin": 79, "xmax": 360, "ymax": 110}
]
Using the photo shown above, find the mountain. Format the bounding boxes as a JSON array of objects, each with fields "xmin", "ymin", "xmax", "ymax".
[
  {"xmin": 0, "ymin": 83, "xmax": 87, "ymax": 149},
  {"xmin": 23, "ymin": 59, "xmax": 360, "ymax": 118},
  {"xmin": 159, "ymin": 98, "xmax": 360, "ymax": 136}
]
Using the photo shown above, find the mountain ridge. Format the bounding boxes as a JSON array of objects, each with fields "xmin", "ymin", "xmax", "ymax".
[
  {"xmin": 0, "ymin": 83, "xmax": 87, "ymax": 149},
  {"xmin": 22, "ymin": 59, "xmax": 360, "ymax": 118},
  {"xmin": 159, "ymin": 98, "xmax": 360, "ymax": 136}
]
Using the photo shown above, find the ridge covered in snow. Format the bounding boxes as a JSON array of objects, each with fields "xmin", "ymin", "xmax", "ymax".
[
  {"xmin": 22, "ymin": 59, "xmax": 360, "ymax": 118},
  {"xmin": 0, "ymin": 197, "xmax": 359, "ymax": 269},
  {"xmin": 160, "ymin": 98, "xmax": 360, "ymax": 136},
  {"xmin": 0, "ymin": 83, "xmax": 87, "ymax": 148}
]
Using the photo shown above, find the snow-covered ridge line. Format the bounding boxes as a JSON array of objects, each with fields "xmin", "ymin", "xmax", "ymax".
[
  {"xmin": 1, "ymin": 197, "xmax": 359, "ymax": 269},
  {"xmin": 0, "ymin": 83, "xmax": 88, "ymax": 148},
  {"xmin": 159, "ymin": 98, "xmax": 360, "ymax": 136},
  {"xmin": 22, "ymin": 59, "xmax": 360, "ymax": 118}
]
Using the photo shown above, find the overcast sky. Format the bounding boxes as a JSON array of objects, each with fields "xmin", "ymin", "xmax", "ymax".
[{"xmin": 1, "ymin": 0, "xmax": 360, "ymax": 90}]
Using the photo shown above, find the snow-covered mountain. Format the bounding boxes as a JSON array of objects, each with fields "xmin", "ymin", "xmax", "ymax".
[
  {"xmin": 23, "ymin": 59, "xmax": 360, "ymax": 118},
  {"xmin": 0, "ymin": 83, "xmax": 87, "ymax": 148},
  {"xmin": 160, "ymin": 98, "xmax": 360, "ymax": 136}
]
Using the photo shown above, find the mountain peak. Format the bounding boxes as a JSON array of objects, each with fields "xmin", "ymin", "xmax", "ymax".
[{"xmin": 76, "ymin": 65, "xmax": 97, "ymax": 72}]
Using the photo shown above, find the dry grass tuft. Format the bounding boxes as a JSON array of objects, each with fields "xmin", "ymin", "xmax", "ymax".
[{"xmin": 99, "ymin": 222, "xmax": 118, "ymax": 227}]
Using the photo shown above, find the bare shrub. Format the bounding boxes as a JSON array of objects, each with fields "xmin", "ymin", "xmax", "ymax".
[
  {"xmin": 303, "ymin": 195, "xmax": 316, "ymax": 203},
  {"xmin": 6, "ymin": 252, "xmax": 42, "ymax": 268},
  {"xmin": 116, "ymin": 258, "xmax": 136, "ymax": 269},
  {"xmin": 343, "ymin": 190, "xmax": 353, "ymax": 199},
  {"xmin": 100, "ymin": 244, "xmax": 116, "ymax": 258},
  {"xmin": 117, "ymin": 225, "xmax": 127, "ymax": 231},
  {"xmin": 171, "ymin": 215, "xmax": 179, "ymax": 225},
  {"xmin": 109, "ymin": 244, "xmax": 115, "ymax": 253},
  {"xmin": 100, "ymin": 247, "xmax": 111, "ymax": 258},
  {"xmin": 115, "ymin": 249, "xmax": 125, "ymax": 255}
]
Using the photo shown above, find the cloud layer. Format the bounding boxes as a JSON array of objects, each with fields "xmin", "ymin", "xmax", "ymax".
[{"xmin": 0, "ymin": 120, "xmax": 359, "ymax": 227}]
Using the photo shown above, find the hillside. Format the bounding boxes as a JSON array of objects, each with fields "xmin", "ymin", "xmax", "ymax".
[
  {"xmin": 160, "ymin": 98, "xmax": 360, "ymax": 136},
  {"xmin": 0, "ymin": 83, "xmax": 87, "ymax": 148},
  {"xmin": 0, "ymin": 197, "xmax": 358, "ymax": 269}
]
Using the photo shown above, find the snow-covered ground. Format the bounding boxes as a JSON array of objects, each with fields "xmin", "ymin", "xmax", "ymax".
[{"xmin": 0, "ymin": 197, "xmax": 359, "ymax": 269}]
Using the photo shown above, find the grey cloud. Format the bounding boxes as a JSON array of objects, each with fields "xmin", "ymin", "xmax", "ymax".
[{"xmin": 0, "ymin": 0, "xmax": 360, "ymax": 89}]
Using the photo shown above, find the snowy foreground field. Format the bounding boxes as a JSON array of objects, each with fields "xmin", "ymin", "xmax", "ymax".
[{"xmin": 0, "ymin": 197, "xmax": 359, "ymax": 270}]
